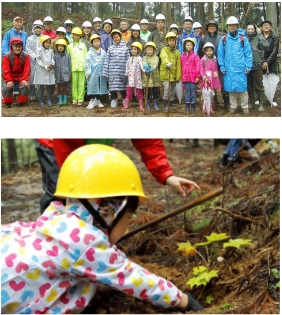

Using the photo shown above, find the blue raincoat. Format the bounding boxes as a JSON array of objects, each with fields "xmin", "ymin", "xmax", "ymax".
[
  {"xmin": 217, "ymin": 29, "xmax": 252, "ymax": 92},
  {"xmin": 84, "ymin": 47, "xmax": 108, "ymax": 95}
]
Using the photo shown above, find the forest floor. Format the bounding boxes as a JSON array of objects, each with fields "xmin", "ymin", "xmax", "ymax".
[
  {"xmin": 1, "ymin": 83, "xmax": 281, "ymax": 117},
  {"xmin": 1, "ymin": 139, "xmax": 280, "ymax": 313}
]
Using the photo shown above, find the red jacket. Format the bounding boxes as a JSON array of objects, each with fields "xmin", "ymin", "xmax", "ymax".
[
  {"xmin": 2, "ymin": 37, "xmax": 30, "ymax": 84},
  {"xmin": 36, "ymin": 139, "xmax": 54, "ymax": 149},
  {"xmin": 52, "ymin": 139, "xmax": 174, "ymax": 185},
  {"xmin": 42, "ymin": 29, "xmax": 57, "ymax": 40}
]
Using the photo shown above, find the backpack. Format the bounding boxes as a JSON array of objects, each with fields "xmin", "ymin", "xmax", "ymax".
[
  {"xmin": 5, "ymin": 51, "xmax": 28, "ymax": 69},
  {"xmin": 222, "ymin": 33, "xmax": 244, "ymax": 48}
]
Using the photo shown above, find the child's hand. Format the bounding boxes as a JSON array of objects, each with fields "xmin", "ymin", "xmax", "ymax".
[
  {"xmin": 167, "ymin": 62, "xmax": 172, "ymax": 68},
  {"xmin": 86, "ymin": 75, "xmax": 89, "ymax": 80},
  {"xmin": 214, "ymin": 72, "xmax": 218, "ymax": 78},
  {"xmin": 48, "ymin": 64, "xmax": 53, "ymax": 70},
  {"xmin": 195, "ymin": 77, "xmax": 200, "ymax": 83},
  {"xmin": 45, "ymin": 66, "xmax": 50, "ymax": 71},
  {"xmin": 7, "ymin": 81, "xmax": 14, "ymax": 88},
  {"xmin": 204, "ymin": 78, "xmax": 210, "ymax": 83}
]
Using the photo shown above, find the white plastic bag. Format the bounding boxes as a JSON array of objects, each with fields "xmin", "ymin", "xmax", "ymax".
[{"xmin": 175, "ymin": 80, "xmax": 183, "ymax": 104}]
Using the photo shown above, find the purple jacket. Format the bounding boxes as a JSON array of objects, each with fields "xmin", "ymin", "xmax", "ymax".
[{"xmin": 180, "ymin": 50, "xmax": 200, "ymax": 83}]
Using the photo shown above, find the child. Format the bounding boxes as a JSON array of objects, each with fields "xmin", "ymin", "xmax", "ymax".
[
  {"xmin": 180, "ymin": 38, "xmax": 200, "ymax": 113},
  {"xmin": 142, "ymin": 41, "xmax": 161, "ymax": 111},
  {"xmin": 26, "ymin": 20, "xmax": 43, "ymax": 101},
  {"xmin": 124, "ymin": 42, "xmax": 144, "ymax": 111},
  {"xmin": 160, "ymin": 32, "xmax": 181, "ymax": 112},
  {"xmin": 1, "ymin": 144, "xmax": 203, "ymax": 314},
  {"xmin": 54, "ymin": 39, "xmax": 71, "ymax": 105},
  {"xmin": 34, "ymin": 35, "xmax": 55, "ymax": 107},
  {"xmin": 200, "ymin": 42, "xmax": 221, "ymax": 113},
  {"xmin": 102, "ymin": 29, "xmax": 129, "ymax": 108},
  {"xmin": 67, "ymin": 27, "xmax": 87, "ymax": 105},
  {"xmin": 2, "ymin": 37, "xmax": 30, "ymax": 107},
  {"xmin": 85, "ymin": 34, "xmax": 108, "ymax": 108}
]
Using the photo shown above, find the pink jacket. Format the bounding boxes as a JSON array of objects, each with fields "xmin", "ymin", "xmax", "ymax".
[
  {"xmin": 199, "ymin": 56, "xmax": 221, "ymax": 90},
  {"xmin": 180, "ymin": 50, "xmax": 200, "ymax": 83}
]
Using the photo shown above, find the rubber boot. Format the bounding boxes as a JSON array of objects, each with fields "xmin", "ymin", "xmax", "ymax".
[
  {"xmin": 223, "ymin": 94, "xmax": 230, "ymax": 109},
  {"xmin": 191, "ymin": 103, "xmax": 196, "ymax": 113},
  {"xmin": 153, "ymin": 99, "xmax": 159, "ymax": 111},
  {"xmin": 258, "ymin": 91, "xmax": 264, "ymax": 111},
  {"xmin": 46, "ymin": 87, "xmax": 52, "ymax": 107},
  {"xmin": 163, "ymin": 100, "xmax": 168, "ymax": 112},
  {"xmin": 169, "ymin": 100, "xmax": 173, "ymax": 112},
  {"xmin": 38, "ymin": 86, "xmax": 45, "ymax": 107},
  {"xmin": 146, "ymin": 100, "xmax": 151, "ymax": 111},
  {"xmin": 186, "ymin": 103, "xmax": 190, "ymax": 113},
  {"xmin": 138, "ymin": 99, "xmax": 144, "ymax": 111},
  {"xmin": 124, "ymin": 98, "xmax": 130, "ymax": 109},
  {"xmin": 63, "ymin": 95, "xmax": 68, "ymax": 105},
  {"xmin": 58, "ymin": 95, "xmax": 63, "ymax": 105},
  {"xmin": 213, "ymin": 92, "xmax": 218, "ymax": 110}
]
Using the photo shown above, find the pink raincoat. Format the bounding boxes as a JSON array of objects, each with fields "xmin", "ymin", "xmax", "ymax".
[
  {"xmin": 1, "ymin": 201, "xmax": 182, "ymax": 314},
  {"xmin": 199, "ymin": 56, "xmax": 221, "ymax": 89},
  {"xmin": 180, "ymin": 50, "xmax": 200, "ymax": 83}
]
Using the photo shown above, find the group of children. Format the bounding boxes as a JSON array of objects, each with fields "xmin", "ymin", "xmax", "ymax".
[{"xmin": 27, "ymin": 20, "xmax": 221, "ymax": 113}]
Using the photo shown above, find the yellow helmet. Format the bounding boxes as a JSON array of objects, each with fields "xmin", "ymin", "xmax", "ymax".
[
  {"xmin": 90, "ymin": 34, "xmax": 101, "ymax": 43},
  {"xmin": 165, "ymin": 32, "xmax": 177, "ymax": 40},
  {"xmin": 40, "ymin": 35, "xmax": 51, "ymax": 45},
  {"xmin": 183, "ymin": 37, "xmax": 195, "ymax": 46},
  {"xmin": 56, "ymin": 39, "xmax": 67, "ymax": 46},
  {"xmin": 72, "ymin": 27, "xmax": 82, "ymax": 35},
  {"xmin": 54, "ymin": 144, "xmax": 148, "ymax": 200},
  {"xmin": 131, "ymin": 41, "xmax": 142, "ymax": 51},
  {"xmin": 144, "ymin": 41, "xmax": 156, "ymax": 50},
  {"xmin": 111, "ymin": 29, "xmax": 122, "ymax": 37}
]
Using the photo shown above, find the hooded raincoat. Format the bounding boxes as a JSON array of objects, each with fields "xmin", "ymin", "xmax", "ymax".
[
  {"xmin": 54, "ymin": 50, "xmax": 71, "ymax": 84},
  {"xmin": 199, "ymin": 55, "xmax": 221, "ymax": 89},
  {"xmin": 1, "ymin": 201, "xmax": 182, "ymax": 314},
  {"xmin": 26, "ymin": 32, "xmax": 42, "ymax": 85},
  {"xmin": 125, "ymin": 55, "xmax": 144, "ymax": 89},
  {"xmin": 160, "ymin": 46, "xmax": 181, "ymax": 82},
  {"xmin": 180, "ymin": 50, "xmax": 200, "ymax": 83},
  {"xmin": 217, "ymin": 29, "xmax": 252, "ymax": 92},
  {"xmin": 34, "ymin": 45, "xmax": 55, "ymax": 85},
  {"xmin": 85, "ymin": 47, "xmax": 108, "ymax": 95},
  {"xmin": 102, "ymin": 40, "xmax": 129, "ymax": 91},
  {"xmin": 141, "ymin": 54, "xmax": 161, "ymax": 87},
  {"xmin": 100, "ymin": 29, "xmax": 113, "ymax": 53}
]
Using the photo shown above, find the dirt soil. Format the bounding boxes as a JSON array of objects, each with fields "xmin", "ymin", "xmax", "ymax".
[
  {"xmin": 1, "ymin": 83, "xmax": 281, "ymax": 117},
  {"xmin": 1, "ymin": 139, "xmax": 280, "ymax": 313}
]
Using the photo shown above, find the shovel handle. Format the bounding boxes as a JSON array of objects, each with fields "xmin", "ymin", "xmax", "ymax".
[{"xmin": 167, "ymin": 68, "xmax": 171, "ymax": 114}]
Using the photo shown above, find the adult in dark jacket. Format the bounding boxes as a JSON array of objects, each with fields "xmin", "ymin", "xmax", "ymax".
[
  {"xmin": 261, "ymin": 20, "xmax": 279, "ymax": 106},
  {"xmin": 148, "ymin": 14, "xmax": 168, "ymax": 57},
  {"xmin": 246, "ymin": 22, "xmax": 269, "ymax": 112}
]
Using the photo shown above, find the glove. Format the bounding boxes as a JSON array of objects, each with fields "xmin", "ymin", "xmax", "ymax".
[
  {"xmin": 248, "ymin": 148, "xmax": 259, "ymax": 159},
  {"xmin": 143, "ymin": 64, "xmax": 150, "ymax": 71},
  {"xmin": 124, "ymin": 76, "xmax": 128, "ymax": 85},
  {"xmin": 171, "ymin": 292, "xmax": 203, "ymax": 313},
  {"xmin": 267, "ymin": 140, "xmax": 278, "ymax": 153},
  {"xmin": 148, "ymin": 67, "xmax": 154, "ymax": 73},
  {"xmin": 145, "ymin": 71, "xmax": 150, "ymax": 77},
  {"xmin": 45, "ymin": 66, "xmax": 50, "ymax": 71},
  {"xmin": 167, "ymin": 62, "xmax": 172, "ymax": 68},
  {"xmin": 48, "ymin": 64, "xmax": 53, "ymax": 70}
]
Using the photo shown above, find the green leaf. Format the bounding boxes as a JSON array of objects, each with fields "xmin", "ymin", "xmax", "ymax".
[
  {"xmin": 271, "ymin": 268, "xmax": 280, "ymax": 279},
  {"xmin": 206, "ymin": 294, "xmax": 214, "ymax": 304},
  {"xmin": 193, "ymin": 266, "xmax": 207, "ymax": 276},
  {"xmin": 187, "ymin": 268, "xmax": 219, "ymax": 288},
  {"xmin": 206, "ymin": 269, "xmax": 219, "ymax": 281},
  {"xmin": 177, "ymin": 241, "xmax": 197, "ymax": 257},
  {"xmin": 205, "ymin": 232, "xmax": 230, "ymax": 243},
  {"xmin": 194, "ymin": 240, "xmax": 212, "ymax": 246},
  {"xmin": 275, "ymin": 281, "xmax": 280, "ymax": 288},
  {"xmin": 223, "ymin": 238, "xmax": 252, "ymax": 250}
]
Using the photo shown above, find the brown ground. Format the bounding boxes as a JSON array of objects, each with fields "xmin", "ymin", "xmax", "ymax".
[{"xmin": 1, "ymin": 139, "xmax": 280, "ymax": 313}]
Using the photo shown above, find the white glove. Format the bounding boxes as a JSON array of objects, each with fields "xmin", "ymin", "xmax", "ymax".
[
  {"xmin": 267, "ymin": 140, "xmax": 279, "ymax": 153},
  {"xmin": 167, "ymin": 62, "xmax": 172, "ymax": 68},
  {"xmin": 45, "ymin": 66, "xmax": 50, "ymax": 71},
  {"xmin": 248, "ymin": 148, "xmax": 259, "ymax": 159}
]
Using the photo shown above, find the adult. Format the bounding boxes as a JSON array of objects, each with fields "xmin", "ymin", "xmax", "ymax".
[
  {"xmin": 92, "ymin": 17, "xmax": 102, "ymax": 35},
  {"xmin": 217, "ymin": 16, "xmax": 252, "ymax": 115},
  {"xmin": 198, "ymin": 20, "xmax": 229, "ymax": 109},
  {"xmin": 260, "ymin": 20, "xmax": 279, "ymax": 106},
  {"xmin": 51, "ymin": 27, "xmax": 70, "ymax": 52},
  {"xmin": 100, "ymin": 19, "xmax": 114, "ymax": 53},
  {"xmin": 120, "ymin": 20, "xmax": 131, "ymax": 44},
  {"xmin": 2, "ymin": 16, "xmax": 28, "ymax": 57},
  {"xmin": 2, "ymin": 38, "xmax": 30, "ymax": 107},
  {"xmin": 177, "ymin": 16, "xmax": 196, "ymax": 55},
  {"xmin": 42, "ymin": 16, "xmax": 56, "ymax": 40},
  {"xmin": 127, "ymin": 24, "xmax": 146, "ymax": 56},
  {"xmin": 246, "ymin": 22, "xmax": 269, "ymax": 112},
  {"xmin": 26, "ymin": 20, "xmax": 43, "ymax": 101},
  {"xmin": 192, "ymin": 22, "xmax": 202, "ymax": 53},
  {"xmin": 64, "ymin": 19, "xmax": 74, "ymax": 43},
  {"xmin": 140, "ymin": 18, "xmax": 151, "ymax": 42},
  {"xmin": 35, "ymin": 139, "xmax": 200, "ymax": 214},
  {"xmin": 81, "ymin": 21, "xmax": 93, "ymax": 51},
  {"xmin": 147, "ymin": 14, "xmax": 168, "ymax": 57}
]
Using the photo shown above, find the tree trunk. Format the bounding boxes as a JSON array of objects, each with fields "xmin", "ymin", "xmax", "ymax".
[
  {"xmin": 266, "ymin": 2, "xmax": 278, "ymax": 33},
  {"xmin": 92, "ymin": 2, "xmax": 99, "ymax": 17},
  {"xmin": 46, "ymin": 3, "xmax": 53, "ymax": 17},
  {"xmin": 7, "ymin": 139, "xmax": 18, "ymax": 173},
  {"xmin": 227, "ymin": 2, "xmax": 236, "ymax": 16},
  {"xmin": 26, "ymin": 2, "xmax": 39, "ymax": 36},
  {"xmin": 1, "ymin": 140, "xmax": 6, "ymax": 175},
  {"xmin": 165, "ymin": 3, "xmax": 172, "ymax": 27},
  {"xmin": 207, "ymin": 2, "xmax": 214, "ymax": 21},
  {"xmin": 136, "ymin": 3, "xmax": 141, "ymax": 20},
  {"xmin": 198, "ymin": 3, "xmax": 204, "ymax": 23},
  {"xmin": 241, "ymin": 3, "xmax": 253, "ymax": 28}
]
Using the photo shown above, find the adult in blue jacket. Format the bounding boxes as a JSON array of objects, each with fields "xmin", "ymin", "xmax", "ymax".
[
  {"xmin": 177, "ymin": 16, "xmax": 199, "ymax": 54},
  {"xmin": 2, "ymin": 16, "xmax": 28, "ymax": 57},
  {"xmin": 217, "ymin": 16, "xmax": 252, "ymax": 115}
]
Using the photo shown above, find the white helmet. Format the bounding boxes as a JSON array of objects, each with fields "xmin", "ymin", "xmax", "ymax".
[
  {"xmin": 140, "ymin": 19, "xmax": 149, "ymax": 24},
  {"xmin": 33, "ymin": 20, "xmax": 43, "ymax": 28},
  {"xmin": 131, "ymin": 24, "xmax": 141, "ymax": 31},
  {"xmin": 103, "ymin": 19, "xmax": 113, "ymax": 26},
  {"xmin": 56, "ymin": 27, "xmax": 66, "ymax": 33},
  {"xmin": 43, "ymin": 16, "xmax": 53, "ymax": 23},
  {"xmin": 226, "ymin": 16, "xmax": 239, "ymax": 25},
  {"xmin": 156, "ymin": 14, "xmax": 166, "ymax": 21},
  {"xmin": 203, "ymin": 42, "xmax": 215, "ymax": 50},
  {"xmin": 169, "ymin": 23, "xmax": 179, "ymax": 30},
  {"xmin": 183, "ymin": 16, "xmax": 193, "ymax": 23},
  {"xmin": 82, "ymin": 21, "xmax": 92, "ymax": 28},
  {"xmin": 93, "ymin": 17, "xmax": 102, "ymax": 23},
  {"xmin": 64, "ymin": 19, "xmax": 73, "ymax": 25},
  {"xmin": 193, "ymin": 22, "xmax": 202, "ymax": 29}
]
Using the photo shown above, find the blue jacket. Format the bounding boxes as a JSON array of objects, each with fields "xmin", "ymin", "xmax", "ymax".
[
  {"xmin": 217, "ymin": 29, "xmax": 252, "ymax": 92},
  {"xmin": 177, "ymin": 29, "xmax": 200, "ymax": 55},
  {"xmin": 99, "ymin": 30, "xmax": 113, "ymax": 53},
  {"xmin": 2, "ymin": 27, "xmax": 28, "ymax": 57}
]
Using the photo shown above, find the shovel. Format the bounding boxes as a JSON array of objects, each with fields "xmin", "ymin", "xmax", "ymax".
[
  {"xmin": 167, "ymin": 68, "xmax": 171, "ymax": 115},
  {"xmin": 143, "ymin": 75, "xmax": 149, "ymax": 115}
]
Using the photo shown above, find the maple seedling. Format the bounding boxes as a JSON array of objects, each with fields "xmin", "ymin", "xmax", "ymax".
[{"xmin": 186, "ymin": 265, "xmax": 219, "ymax": 288}]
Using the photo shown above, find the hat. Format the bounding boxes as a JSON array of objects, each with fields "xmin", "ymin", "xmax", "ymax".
[{"xmin": 13, "ymin": 16, "xmax": 23, "ymax": 21}]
